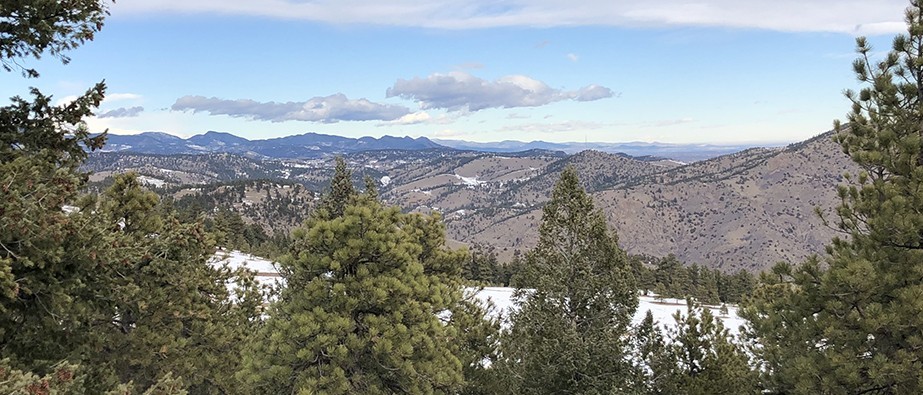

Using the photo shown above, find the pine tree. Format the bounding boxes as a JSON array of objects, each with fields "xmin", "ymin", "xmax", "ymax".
[
  {"xmin": 81, "ymin": 174, "xmax": 263, "ymax": 393},
  {"xmin": 238, "ymin": 191, "xmax": 466, "ymax": 394},
  {"xmin": 633, "ymin": 312, "xmax": 671, "ymax": 395},
  {"xmin": 0, "ymin": 359, "xmax": 188, "ymax": 395},
  {"xmin": 501, "ymin": 166, "xmax": 638, "ymax": 394},
  {"xmin": 743, "ymin": 1, "xmax": 923, "ymax": 392},
  {"xmin": 314, "ymin": 156, "xmax": 357, "ymax": 220},
  {"xmin": 662, "ymin": 305, "xmax": 758, "ymax": 395},
  {"xmin": 1, "ymin": 0, "xmax": 110, "ymax": 77}
]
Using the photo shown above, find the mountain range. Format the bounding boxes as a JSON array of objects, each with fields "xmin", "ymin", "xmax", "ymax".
[
  {"xmin": 85, "ymin": 129, "xmax": 854, "ymax": 273},
  {"xmin": 100, "ymin": 131, "xmax": 444, "ymax": 157},
  {"xmin": 100, "ymin": 131, "xmax": 774, "ymax": 162}
]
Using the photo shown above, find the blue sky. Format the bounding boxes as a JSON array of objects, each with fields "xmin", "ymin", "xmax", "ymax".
[{"xmin": 0, "ymin": 0, "xmax": 908, "ymax": 144}]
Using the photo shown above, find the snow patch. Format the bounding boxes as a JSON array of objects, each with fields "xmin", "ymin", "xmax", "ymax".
[
  {"xmin": 210, "ymin": 249, "xmax": 283, "ymax": 290},
  {"xmin": 137, "ymin": 175, "xmax": 166, "ymax": 187},
  {"xmin": 380, "ymin": 176, "xmax": 392, "ymax": 186},
  {"xmin": 454, "ymin": 174, "xmax": 485, "ymax": 187},
  {"xmin": 472, "ymin": 287, "xmax": 746, "ymax": 335}
]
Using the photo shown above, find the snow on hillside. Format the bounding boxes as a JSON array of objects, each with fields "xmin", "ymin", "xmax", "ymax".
[
  {"xmin": 210, "ymin": 249, "xmax": 283, "ymax": 289},
  {"xmin": 473, "ymin": 287, "xmax": 747, "ymax": 335},
  {"xmin": 137, "ymin": 175, "xmax": 166, "ymax": 187},
  {"xmin": 211, "ymin": 252, "xmax": 748, "ymax": 335},
  {"xmin": 454, "ymin": 173, "xmax": 485, "ymax": 187}
]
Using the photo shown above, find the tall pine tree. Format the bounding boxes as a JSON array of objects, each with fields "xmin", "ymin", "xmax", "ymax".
[
  {"xmin": 637, "ymin": 305, "xmax": 758, "ymax": 395},
  {"xmin": 500, "ymin": 166, "xmax": 638, "ymax": 394},
  {"xmin": 743, "ymin": 1, "xmax": 923, "ymax": 392},
  {"xmin": 238, "ymin": 190, "xmax": 466, "ymax": 394}
]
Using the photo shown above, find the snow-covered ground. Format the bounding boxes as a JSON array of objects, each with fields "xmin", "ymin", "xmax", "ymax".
[
  {"xmin": 210, "ymin": 249, "xmax": 283, "ymax": 290},
  {"xmin": 211, "ymin": 251, "xmax": 748, "ymax": 335},
  {"xmin": 454, "ymin": 173, "xmax": 486, "ymax": 187},
  {"xmin": 472, "ymin": 287, "xmax": 747, "ymax": 335},
  {"xmin": 137, "ymin": 175, "xmax": 166, "ymax": 187}
]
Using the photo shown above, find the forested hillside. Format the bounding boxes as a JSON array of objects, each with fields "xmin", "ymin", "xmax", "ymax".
[
  {"xmin": 7, "ymin": 1, "xmax": 923, "ymax": 394},
  {"xmin": 85, "ymin": 131, "xmax": 855, "ymax": 272}
]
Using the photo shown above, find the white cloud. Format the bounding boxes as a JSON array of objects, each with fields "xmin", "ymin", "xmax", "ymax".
[
  {"xmin": 433, "ymin": 128, "xmax": 466, "ymax": 138},
  {"xmin": 377, "ymin": 111, "xmax": 461, "ymax": 126},
  {"xmin": 378, "ymin": 111, "xmax": 431, "ymax": 125},
  {"xmin": 113, "ymin": 0, "xmax": 908, "ymax": 34},
  {"xmin": 171, "ymin": 94, "xmax": 411, "ymax": 123},
  {"xmin": 567, "ymin": 53, "xmax": 579, "ymax": 62},
  {"xmin": 386, "ymin": 71, "xmax": 613, "ymax": 112},
  {"xmin": 98, "ymin": 106, "xmax": 145, "ymax": 118},
  {"xmin": 56, "ymin": 92, "xmax": 142, "ymax": 107}
]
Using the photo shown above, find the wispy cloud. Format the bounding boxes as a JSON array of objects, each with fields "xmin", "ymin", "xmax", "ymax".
[
  {"xmin": 114, "ymin": 0, "xmax": 906, "ymax": 34},
  {"xmin": 499, "ymin": 120, "xmax": 605, "ymax": 134},
  {"xmin": 643, "ymin": 117, "xmax": 695, "ymax": 128},
  {"xmin": 376, "ymin": 111, "xmax": 459, "ymax": 126},
  {"xmin": 433, "ymin": 128, "xmax": 466, "ymax": 138},
  {"xmin": 98, "ymin": 106, "xmax": 145, "ymax": 118},
  {"xmin": 506, "ymin": 112, "xmax": 530, "ymax": 119},
  {"xmin": 171, "ymin": 94, "xmax": 411, "ymax": 123},
  {"xmin": 386, "ymin": 72, "xmax": 613, "ymax": 112},
  {"xmin": 566, "ymin": 53, "xmax": 579, "ymax": 62},
  {"xmin": 106, "ymin": 93, "xmax": 143, "ymax": 102}
]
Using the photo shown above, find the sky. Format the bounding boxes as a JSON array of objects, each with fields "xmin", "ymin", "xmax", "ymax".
[{"xmin": 0, "ymin": 0, "xmax": 910, "ymax": 144}]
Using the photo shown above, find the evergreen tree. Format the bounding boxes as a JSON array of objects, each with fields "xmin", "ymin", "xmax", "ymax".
[
  {"xmin": 1, "ymin": 0, "xmax": 110, "ymax": 77},
  {"xmin": 239, "ymin": 190, "xmax": 466, "ymax": 394},
  {"xmin": 649, "ymin": 303, "xmax": 760, "ymax": 395},
  {"xmin": 0, "ymin": 359, "xmax": 188, "ymax": 395},
  {"xmin": 83, "ymin": 173, "xmax": 263, "ymax": 393},
  {"xmin": 314, "ymin": 156, "xmax": 357, "ymax": 220},
  {"xmin": 633, "ymin": 312, "xmax": 671, "ymax": 395},
  {"xmin": 501, "ymin": 166, "xmax": 638, "ymax": 394},
  {"xmin": 743, "ymin": 2, "xmax": 923, "ymax": 392},
  {"xmin": 0, "ymin": 2, "xmax": 244, "ymax": 393}
]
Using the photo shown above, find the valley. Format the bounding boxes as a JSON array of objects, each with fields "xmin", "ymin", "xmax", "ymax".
[{"xmin": 85, "ymin": 129, "xmax": 855, "ymax": 272}]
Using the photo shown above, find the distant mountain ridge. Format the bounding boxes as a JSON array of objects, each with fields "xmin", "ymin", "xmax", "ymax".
[
  {"xmin": 85, "ymin": 130, "xmax": 856, "ymax": 272},
  {"xmin": 99, "ymin": 131, "xmax": 771, "ymax": 162},
  {"xmin": 433, "ymin": 138, "xmax": 782, "ymax": 162},
  {"xmin": 101, "ymin": 131, "xmax": 447, "ymax": 158}
]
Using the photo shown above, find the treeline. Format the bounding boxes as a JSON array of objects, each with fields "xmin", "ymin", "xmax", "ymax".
[
  {"xmin": 463, "ymin": 247, "xmax": 755, "ymax": 304},
  {"xmin": 631, "ymin": 254, "xmax": 755, "ymax": 304}
]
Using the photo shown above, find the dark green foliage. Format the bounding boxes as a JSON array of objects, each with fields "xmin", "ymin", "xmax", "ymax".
[
  {"xmin": 630, "ymin": 254, "xmax": 754, "ymax": 304},
  {"xmin": 82, "ymin": 174, "xmax": 263, "ymax": 393},
  {"xmin": 1, "ymin": 84, "xmax": 107, "ymax": 166},
  {"xmin": 636, "ymin": 305, "xmax": 758, "ymax": 395},
  {"xmin": 461, "ymin": 244, "xmax": 519, "ymax": 286},
  {"xmin": 1, "ymin": 0, "xmax": 110, "ymax": 77},
  {"xmin": 0, "ymin": 359, "xmax": 188, "ymax": 394},
  {"xmin": 743, "ymin": 2, "xmax": 923, "ymax": 393},
  {"xmin": 314, "ymin": 156, "xmax": 357, "ymax": 220},
  {"xmin": 501, "ymin": 166, "xmax": 639, "ymax": 394},
  {"xmin": 1, "ymin": 3, "xmax": 264, "ymax": 393},
  {"xmin": 2, "ymin": 171, "xmax": 263, "ymax": 393},
  {"xmin": 239, "ymin": 190, "xmax": 469, "ymax": 394}
]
